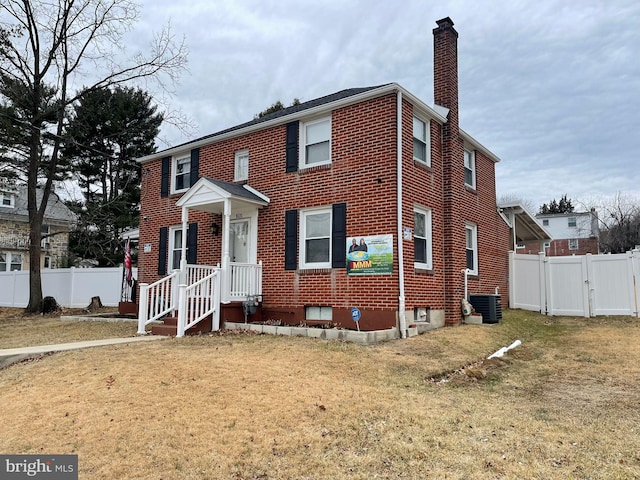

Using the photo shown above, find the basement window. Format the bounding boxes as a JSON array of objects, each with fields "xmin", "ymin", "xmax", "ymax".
[{"xmin": 306, "ymin": 306, "xmax": 332, "ymax": 321}]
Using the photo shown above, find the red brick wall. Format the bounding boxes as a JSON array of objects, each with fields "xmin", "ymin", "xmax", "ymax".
[
  {"xmin": 139, "ymin": 91, "xmax": 509, "ymax": 329},
  {"xmin": 520, "ymin": 238, "xmax": 599, "ymax": 256}
]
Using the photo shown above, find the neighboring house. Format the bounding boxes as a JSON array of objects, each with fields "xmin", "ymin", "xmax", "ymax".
[
  {"xmin": 519, "ymin": 210, "xmax": 599, "ymax": 256},
  {"xmin": 0, "ymin": 181, "xmax": 76, "ymax": 271},
  {"xmin": 136, "ymin": 17, "xmax": 513, "ymax": 334}
]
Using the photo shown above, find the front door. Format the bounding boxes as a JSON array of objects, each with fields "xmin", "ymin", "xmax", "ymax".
[{"xmin": 230, "ymin": 219, "xmax": 250, "ymax": 263}]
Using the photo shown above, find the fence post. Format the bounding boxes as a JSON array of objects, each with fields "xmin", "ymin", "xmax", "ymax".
[
  {"xmin": 508, "ymin": 251, "xmax": 515, "ymax": 309},
  {"xmin": 212, "ymin": 272, "xmax": 221, "ymax": 331},
  {"xmin": 539, "ymin": 252, "xmax": 547, "ymax": 315},
  {"xmin": 137, "ymin": 283, "xmax": 149, "ymax": 334},
  {"xmin": 177, "ymin": 283, "xmax": 187, "ymax": 337}
]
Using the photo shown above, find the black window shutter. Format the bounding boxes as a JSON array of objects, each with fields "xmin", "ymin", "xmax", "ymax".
[
  {"xmin": 160, "ymin": 157, "xmax": 170, "ymax": 197},
  {"xmin": 190, "ymin": 148, "xmax": 200, "ymax": 187},
  {"xmin": 284, "ymin": 209, "xmax": 298, "ymax": 270},
  {"xmin": 285, "ymin": 121, "xmax": 299, "ymax": 173},
  {"xmin": 187, "ymin": 222, "xmax": 198, "ymax": 264},
  {"xmin": 332, "ymin": 203, "xmax": 347, "ymax": 268},
  {"xmin": 158, "ymin": 227, "xmax": 168, "ymax": 275}
]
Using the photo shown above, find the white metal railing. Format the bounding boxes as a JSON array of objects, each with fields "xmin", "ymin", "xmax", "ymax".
[
  {"xmin": 177, "ymin": 268, "xmax": 221, "ymax": 337},
  {"xmin": 137, "ymin": 270, "xmax": 180, "ymax": 334},
  {"xmin": 227, "ymin": 261, "xmax": 262, "ymax": 301}
]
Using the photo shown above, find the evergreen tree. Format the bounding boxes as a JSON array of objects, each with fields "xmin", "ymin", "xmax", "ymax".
[
  {"xmin": 64, "ymin": 86, "xmax": 163, "ymax": 266},
  {"xmin": 540, "ymin": 194, "xmax": 575, "ymax": 214}
]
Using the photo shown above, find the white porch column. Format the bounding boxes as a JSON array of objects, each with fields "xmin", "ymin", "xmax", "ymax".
[
  {"xmin": 221, "ymin": 200, "xmax": 232, "ymax": 301},
  {"xmin": 180, "ymin": 206, "xmax": 189, "ymax": 283}
]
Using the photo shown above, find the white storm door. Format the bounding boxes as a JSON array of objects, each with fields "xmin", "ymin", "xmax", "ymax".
[{"xmin": 230, "ymin": 219, "xmax": 250, "ymax": 263}]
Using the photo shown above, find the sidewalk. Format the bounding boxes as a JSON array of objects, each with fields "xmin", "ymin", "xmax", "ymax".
[{"xmin": 0, "ymin": 336, "xmax": 166, "ymax": 369}]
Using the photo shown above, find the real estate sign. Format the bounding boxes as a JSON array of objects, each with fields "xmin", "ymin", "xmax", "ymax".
[{"xmin": 346, "ymin": 234, "xmax": 393, "ymax": 275}]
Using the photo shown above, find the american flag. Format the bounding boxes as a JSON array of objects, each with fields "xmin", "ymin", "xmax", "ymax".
[{"xmin": 125, "ymin": 239, "xmax": 133, "ymax": 286}]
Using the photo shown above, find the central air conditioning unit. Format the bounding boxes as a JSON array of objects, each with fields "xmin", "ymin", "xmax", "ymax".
[{"xmin": 469, "ymin": 294, "xmax": 502, "ymax": 324}]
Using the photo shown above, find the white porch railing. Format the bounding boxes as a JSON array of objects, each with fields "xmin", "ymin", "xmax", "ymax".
[
  {"xmin": 227, "ymin": 261, "xmax": 263, "ymax": 301},
  {"xmin": 137, "ymin": 270, "xmax": 180, "ymax": 334},
  {"xmin": 138, "ymin": 262, "xmax": 263, "ymax": 335},
  {"xmin": 177, "ymin": 268, "xmax": 221, "ymax": 337}
]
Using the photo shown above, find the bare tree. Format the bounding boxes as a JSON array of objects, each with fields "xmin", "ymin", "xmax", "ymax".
[
  {"xmin": 578, "ymin": 193, "xmax": 640, "ymax": 254},
  {"xmin": 0, "ymin": 0, "xmax": 187, "ymax": 312}
]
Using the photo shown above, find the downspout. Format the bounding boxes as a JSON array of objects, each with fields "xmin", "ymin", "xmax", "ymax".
[{"xmin": 396, "ymin": 89, "xmax": 407, "ymax": 338}]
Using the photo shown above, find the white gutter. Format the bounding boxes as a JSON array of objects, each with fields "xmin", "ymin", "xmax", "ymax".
[{"xmin": 396, "ymin": 89, "xmax": 407, "ymax": 339}]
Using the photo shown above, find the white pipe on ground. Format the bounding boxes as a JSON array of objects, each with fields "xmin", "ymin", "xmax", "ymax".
[{"xmin": 487, "ymin": 339, "xmax": 522, "ymax": 359}]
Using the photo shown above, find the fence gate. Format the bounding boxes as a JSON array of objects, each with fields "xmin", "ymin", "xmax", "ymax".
[{"xmin": 509, "ymin": 251, "xmax": 640, "ymax": 318}]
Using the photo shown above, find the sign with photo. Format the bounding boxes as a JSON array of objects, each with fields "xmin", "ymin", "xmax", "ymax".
[{"xmin": 346, "ymin": 234, "xmax": 394, "ymax": 275}]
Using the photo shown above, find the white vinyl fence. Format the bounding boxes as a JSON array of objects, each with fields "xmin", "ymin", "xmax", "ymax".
[
  {"xmin": 509, "ymin": 251, "xmax": 640, "ymax": 317},
  {"xmin": 0, "ymin": 267, "xmax": 138, "ymax": 308}
]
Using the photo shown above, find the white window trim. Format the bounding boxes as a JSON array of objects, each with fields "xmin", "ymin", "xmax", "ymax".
[
  {"xmin": 299, "ymin": 207, "xmax": 332, "ymax": 269},
  {"xmin": 568, "ymin": 217, "xmax": 577, "ymax": 228},
  {"xmin": 234, "ymin": 149, "xmax": 249, "ymax": 182},
  {"xmin": 171, "ymin": 153, "xmax": 191, "ymax": 194},
  {"xmin": 569, "ymin": 238, "xmax": 579, "ymax": 250},
  {"xmin": 465, "ymin": 222, "xmax": 478, "ymax": 276},
  {"xmin": 413, "ymin": 206, "xmax": 433, "ymax": 270},
  {"xmin": 0, "ymin": 193, "xmax": 15, "ymax": 208},
  {"xmin": 299, "ymin": 116, "xmax": 332, "ymax": 169},
  {"xmin": 41, "ymin": 224, "xmax": 50, "ymax": 248},
  {"xmin": 413, "ymin": 116, "xmax": 431, "ymax": 167},
  {"xmin": 168, "ymin": 225, "xmax": 183, "ymax": 271},
  {"xmin": 0, "ymin": 251, "xmax": 23, "ymax": 271},
  {"xmin": 464, "ymin": 148, "xmax": 476, "ymax": 189}
]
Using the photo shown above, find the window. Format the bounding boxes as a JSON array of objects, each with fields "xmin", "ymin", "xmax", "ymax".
[
  {"xmin": 234, "ymin": 149, "xmax": 249, "ymax": 181},
  {"xmin": 0, "ymin": 193, "xmax": 14, "ymax": 207},
  {"xmin": 41, "ymin": 224, "xmax": 50, "ymax": 248},
  {"xmin": 172, "ymin": 154, "xmax": 191, "ymax": 192},
  {"xmin": 300, "ymin": 208, "xmax": 332, "ymax": 268},
  {"xmin": 465, "ymin": 222, "xmax": 478, "ymax": 275},
  {"xmin": 569, "ymin": 238, "xmax": 579, "ymax": 250},
  {"xmin": 43, "ymin": 256, "xmax": 51, "ymax": 269},
  {"xmin": 0, "ymin": 252, "xmax": 22, "ymax": 271},
  {"xmin": 464, "ymin": 149, "xmax": 476, "ymax": 189},
  {"xmin": 544, "ymin": 241, "xmax": 551, "ymax": 249},
  {"xmin": 306, "ymin": 306, "xmax": 333, "ymax": 321},
  {"xmin": 301, "ymin": 117, "xmax": 331, "ymax": 167},
  {"xmin": 542, "ymin": 219, "xmax": 549, "ymax": 226},
  {"xmin": 568, "ymin": 217, "xmax": 577, "ymax": 228},
  {"xmin": 413, "ymin": 116, "xmax": 430, "ymax": 166},
  {"xmin": 414, "ymin": 207, "xmax": 432, "ymax": 269},
  {"xmin": 169, "ymin": 226, "xmax": 184, "ymax": 271}
]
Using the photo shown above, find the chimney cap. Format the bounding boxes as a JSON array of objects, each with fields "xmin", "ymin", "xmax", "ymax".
[{"xmin": 435, "ymin": 17, "xmax": 455, "ymax": 28}]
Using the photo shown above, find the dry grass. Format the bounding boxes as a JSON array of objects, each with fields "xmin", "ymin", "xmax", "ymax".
[
  {"xmin": 0, "ymin": 307, "xmax": 137, "ymax": 349},
  {"xmin": 1, "ymin": 310, "xmax": 640, "ymax": 479}
]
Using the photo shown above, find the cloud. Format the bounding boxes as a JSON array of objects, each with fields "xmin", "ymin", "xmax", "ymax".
[{"xmin": 130, "ymin": 0, "xmax": 640, "ymax": 210}]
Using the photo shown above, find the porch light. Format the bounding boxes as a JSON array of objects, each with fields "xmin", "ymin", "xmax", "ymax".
[{"xmin": 211, "ymin": 222, "xmax": 219, "ymax": 236}]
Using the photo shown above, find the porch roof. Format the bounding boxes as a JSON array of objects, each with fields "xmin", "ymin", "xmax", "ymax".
[
  {"xmin": 498, "ymin": 201, "xmax": 552, "ymax": 243},
  {"xmin": 176, "ymin": 177, "xmax": 269, "ymax": 214}
]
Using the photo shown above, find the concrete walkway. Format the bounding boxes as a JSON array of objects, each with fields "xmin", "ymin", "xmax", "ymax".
[{"xmin": 0, "ymin": 336, "xmax": 166, "ymax": 369}]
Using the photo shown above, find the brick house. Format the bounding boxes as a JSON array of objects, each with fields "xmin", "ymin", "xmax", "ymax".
[
  {"xmin": 136, "ymin": 17, "xmax": 511, "ymax": 336},
  {"xmin": 519, "ymin": 210, "xmax": 600, "ymax": 256},
  {"xmin": 0, "ymin": 182, "xmax": 76, "ymax": 271}
]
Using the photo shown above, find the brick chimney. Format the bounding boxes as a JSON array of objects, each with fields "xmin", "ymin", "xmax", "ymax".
[
  {"xmin": 433, "ymin": 17, "xmax": 459, "ymax": 131},
  {"xmin": 433, "ymin": 17, "xmax": 466, "ymax": 325}
]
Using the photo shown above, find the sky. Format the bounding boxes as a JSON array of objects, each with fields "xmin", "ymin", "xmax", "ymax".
[{"xmin": 127, "ymin": 0, "xmax": 640, "ymax": 213}]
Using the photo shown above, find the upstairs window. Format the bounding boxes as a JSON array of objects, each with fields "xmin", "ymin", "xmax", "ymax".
[
  {"xmin": 41, "ymin": 224, "xmax": 50, "ymax": 248},
  {"xmin": 414, "ymin": 207, "xmax": 432, "ymax": 270},
  {"xmin": 234, "ymin": 150, "xmax": 249, "ymax": 181},
  {"xmin": 568, "ymin": 217, "xmax": 577, "ymax": 228},
  {"xmin": 413, "ymin": 117, "xmax": 430, "ymax": 166},
  {"xmin": 465, "ymin": 222, "xmax": 478, "ymax": 275},
  {"xmin": 300, "ymin": 208, "xmax": 332, "ymax": 268},
  {"xmin": 0, "ymin": 193, "xmax": 14, "ymax": 208},
  {"xmin": 464, "ymin": 149, "xmax": 476, "ymax": 189},
  {"xmin": 542, "ymin": 219, "xmax": 549, "ymax": 226},
  {"xmin": 301, "ymin": 117, "xmax": 331, "ymax": 167},
  {"xmin": 172, "ymin": 154, "xmax": 191, "ymax": 193}
]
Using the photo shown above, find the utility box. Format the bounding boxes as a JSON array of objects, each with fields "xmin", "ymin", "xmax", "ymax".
[{"xmin": 469, "ymin": 294, "xmax": 502, "ymax": 324}]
